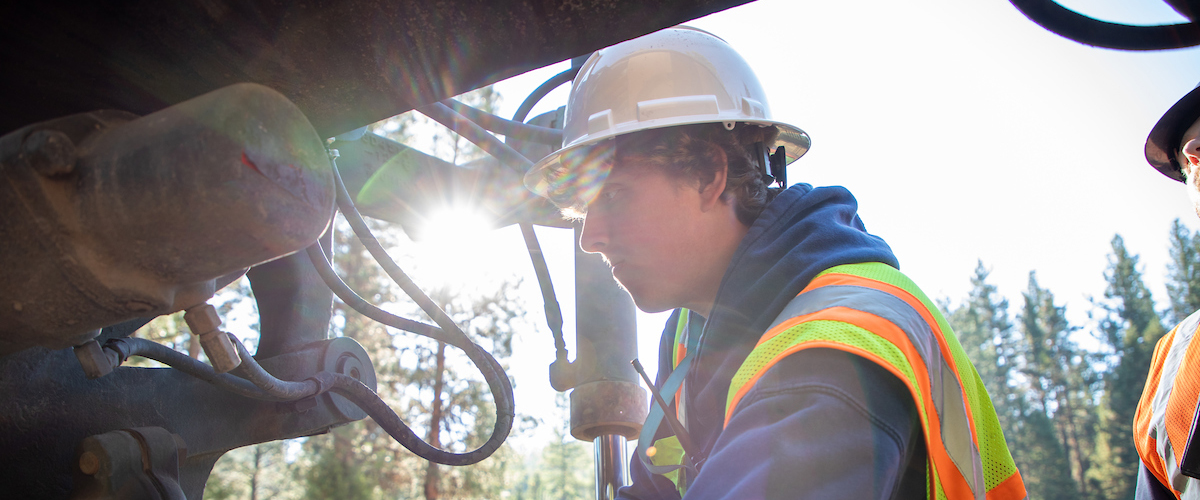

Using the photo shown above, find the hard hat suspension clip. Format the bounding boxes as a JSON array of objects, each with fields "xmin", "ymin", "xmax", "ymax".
[{"xmin": 755, "ymin": 142, "xmax": 788, "ymax": 189}]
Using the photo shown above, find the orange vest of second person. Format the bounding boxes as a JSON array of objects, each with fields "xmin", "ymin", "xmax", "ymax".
[{"xmin": 1135, "ymin": 309, "xmax": 1200, "ymax": 498}]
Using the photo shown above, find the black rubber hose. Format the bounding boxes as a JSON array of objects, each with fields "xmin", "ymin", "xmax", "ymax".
[
  {"xmin": 227, "ymin": 337, "xmax": 321, "ymax": 401},
  {"xmin": 305, "ymin": 244, "xmax": 450, "ymax": 344},
  {"xmin": 513, "ymin": 66, "xmax": 580, "ymax": 123},
  {"xmin": 508, "ymin": 65, "xmax": 579, "ymax": 364},
  {"xmin": 327, "ymin": 157, "xmax": 515, "ymax": 463},
  {"xmin": 416, "ymin": 102, "xmax": 533, "ymax": 173},
  {"xmin": 105, "ymin": 337, "xmax": 288, "ymax": 401},
  {"xmin": 442, "ymin": 99, "xmax": 563, "ymax": 145},
  {"xmin": 519, "ymin": 222, "xmax": 566, "ymax": 362},
  {"xmin": 108, "ymin": 323, "xmax": 513, "ymax": 464},
  {"xmin": 1009, "ymin": 0, "xmax": 1200, "ymax": 50},
  {"xmin": 327, "ymin": 371, "xmax": 506, "ymax": 465}
]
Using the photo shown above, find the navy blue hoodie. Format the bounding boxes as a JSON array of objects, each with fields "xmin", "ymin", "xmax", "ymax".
[{"xmin": 619, "ymin": 184, "xmax": 928, "ymax": 499}]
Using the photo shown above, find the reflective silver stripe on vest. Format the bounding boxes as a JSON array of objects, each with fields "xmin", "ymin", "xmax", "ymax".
[
  {"xmin": 768, "ymin": 284, "xmax": 984, "ymax": 499},
  {"xmin": 1147, "ymin": 309, "xmax": 1200, "ymax": 498}
]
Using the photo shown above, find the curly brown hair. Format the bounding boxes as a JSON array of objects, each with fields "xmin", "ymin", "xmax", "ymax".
[{"xmin": 612, "ymin": 122, "xmax": 781, "ymax": 226}]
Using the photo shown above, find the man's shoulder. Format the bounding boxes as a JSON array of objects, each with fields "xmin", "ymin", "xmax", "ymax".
[{"xmin": 738, "ymin": 347, "xmax": 919, "ymax": 425}]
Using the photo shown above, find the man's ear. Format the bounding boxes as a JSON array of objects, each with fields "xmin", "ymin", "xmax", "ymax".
[{"xmin": 698, "ymin": 149, "xmax": 728, "ymax": 211}]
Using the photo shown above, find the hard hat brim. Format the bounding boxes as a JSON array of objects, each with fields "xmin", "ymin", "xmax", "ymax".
[
  {"xmin": 524, "ymin": 119, "xmax": 811, "ymax": 201},
  {"xmin": 1146, "ymin": 85, "xmax": 1200, "ymax": 183}
]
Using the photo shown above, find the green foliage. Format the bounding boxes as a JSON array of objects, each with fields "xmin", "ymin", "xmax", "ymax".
[
  {"xmin": 1167, "ymin": 218, "xmax": 1200, "ymax": 324},
  {"xmin": 504, "ymin": 393, "xmax": 594, "ymax": 500},
  {"xmin": 542, "ymin": 393, "xmax": 595, "ymax": 499},
  {"xmin": 206, "ymin": 441, "xmax": 302, "ymax": 500},
  {"xmin": 946, "ymin": 261, "xmax": 1020, "ymax": 434},
  {"xmin": 1017, "ymin": 272, "xmax": 1094, "ymax": 499},
  {"xmin": 1093, "ymin": 235, "xmax": 1165, "ymax": 500},
  {"xmin": 1013, "ymin": 408, "xmax": 1078, "ymax": 500},
  {"xmin": 303, "ymin": 437, "xmax": 379, "ymax": 500},
  {"xmin": 942, "ymin": 231, "xmax": 1186, "ymax": 500}
]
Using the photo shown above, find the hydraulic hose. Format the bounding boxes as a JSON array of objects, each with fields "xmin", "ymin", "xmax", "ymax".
[
  {"xmin": 508, "ymin": 65, "xmax": 580, "ymax": 364},
  {"xmin": 442, "ymin": 99, "xmax": 562, "ymax": 145},
  {"xmin": 226, "ymin": 331, "xmax": 507, "ymax": 464},
  {"xmin": 416, "ymin": 102, "xmax": 532, "ymax": 173},
  {"xmin": 519, "ymin": 222, "xmax": 566, "ymax": 363},
  {"xmin": 512, "ymin": 66, "xmax": 580, "ymax": 123},
  {"xmin": 305, "ymin": 244, "xmax": 449, "ymax": 343},
  {"xmin": 327, "ymin": 371, "xmax": 505, "ymax": 465},
  {"xmin": 417, "ymin": 97, "xmax": 569, "ymax": 364},
  {"xmin": 227, "ymin": 338, "xmax": 321, "ymax": 401},
  {"xmin": 103, "ymin": 337, "xmax": 290, "ymax": 402},
  {"xmin": 106, "ymin": 334, "xmax": 504, "ymax": 464},
  {"xmin": 1008, "ymin": 0, "xmax": 1200, "ymax": 50},
  {"xmin": 326, "ymin": 155, "xmax": 515, "ymax": 464}
]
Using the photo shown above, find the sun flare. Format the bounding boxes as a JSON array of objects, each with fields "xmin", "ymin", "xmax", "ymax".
[{"xmin": 408, "ymin": 206, "xmax": 500, "ymax": 290}]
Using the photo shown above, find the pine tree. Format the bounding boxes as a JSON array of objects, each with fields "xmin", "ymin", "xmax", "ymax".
[
  {"xmin": 945, "ymin": 261, "xmax": 1020, "ymax": 436},
  {"xmin": 1016, "ymin": 272, "xmax": 1091, "ymax": 499},
  {"xmin": 539, "ymin": 392, "xmax": 594, "ymax": 500},
  {"xmin": 1093, "ymin": 235, "xmax": 1166, "ymax": 500},
  {"xmin": 1167, "ymin": 218, "xmax": 1200, "ymax": 324},
  {"xmin": 205, "ymin": 440, "xmax": 301, "ymax": 500},
  {"xmin": 303, "ymin": 432, "xmax": 378, "ymax": 500}
]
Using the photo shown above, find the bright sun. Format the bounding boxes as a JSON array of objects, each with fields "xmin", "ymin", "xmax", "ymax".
[
  {"xmin": 409, "ymin": 206, "xmax": 498, "ymax": 289},
  {"xmin": 420, "ymin": 206, "xmax": 493, "ymax": 244}
]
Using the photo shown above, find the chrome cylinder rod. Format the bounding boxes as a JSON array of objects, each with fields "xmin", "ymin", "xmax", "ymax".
[{"xmin": 594, "ymin": 434, "xmax": 630, "ymax": 500}]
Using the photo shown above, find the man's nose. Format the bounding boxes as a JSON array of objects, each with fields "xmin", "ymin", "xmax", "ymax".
[{"xmin": 578, "ymin": 213, "xmax": 607, "ymax": 254}]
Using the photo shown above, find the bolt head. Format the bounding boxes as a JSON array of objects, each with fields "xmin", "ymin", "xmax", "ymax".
[
  {"xmin": 22, "ymin": 129, "xmax": 76, "ymax": 176},
  {"xmin": 78, "ymin": 451, "xmax": 100, "ymax": 475}
]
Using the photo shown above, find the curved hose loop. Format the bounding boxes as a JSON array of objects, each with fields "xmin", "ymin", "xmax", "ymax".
[
  {"xmin": 306, "ymin": 245, "xmax": 513, "ymax": 464},
  {"xmin": 305, "ymin": 244, "xmax": 450, "ymax": 343},
  {"xmin": 1009, "ymin": 0, "xmax": 1200, "ymax": 50},
  {"xmin": 442, "ymin": 99, "xmax": 563, "ymax": 145},
  {"xmin": 326, "ymin": 157, "xmax": 515, "ymax": 464},
  {"xmin": 227, "ymin": 337, "xmax": 321, "ymax": 401},
  {"xmin": 112, "ymin": 332, "xmax": 508, "ymax": 464},
  {"xmin": 513, "ymin": 66, "xmax": 581, "ymax": 123},
  {"xmin": 329, "ymin": 371, "xmax": 510, "ymax": 465}
]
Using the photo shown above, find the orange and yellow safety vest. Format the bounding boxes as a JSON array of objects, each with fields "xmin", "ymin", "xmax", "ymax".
[
  {"xmin": 638, "ymin": 262, "xmax": 1026, "ymax": 499},
  {"xmin": 1134, "ymin": 309, "xmax": 1200, "ymax": 498}
]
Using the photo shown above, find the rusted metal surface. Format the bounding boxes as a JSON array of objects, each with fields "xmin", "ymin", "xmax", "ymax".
[
  {"xmin": 70, "ymin": 427, "xmax": 188, "ymax": 500},
  {"xmin": 0, "ymin": 336, "xmax": 374, "ymax": 499},
  {"xmin": 570, "ymin": 380, "xmax": 649, "ymax": 441},
  {"xmin": 0, "ymin": 83, "xmax": 334, "ymax": 356},
  {"xmin": 0, "ymin": 0, "xmax": 753, "ymax": 138}
]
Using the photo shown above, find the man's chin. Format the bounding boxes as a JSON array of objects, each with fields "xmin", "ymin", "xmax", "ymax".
[
  {"xmin": 625, "ymin": 287, "xmax": 676, "ymax": 314},
  {"xmin": 612, "ymin": 275, "xmax": 681, "ymax": 313}
]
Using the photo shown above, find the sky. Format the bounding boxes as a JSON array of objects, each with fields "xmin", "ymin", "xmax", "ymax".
[{"xmin": 373, "ymin": 0, "xmax": 1200, "ymax": 450}]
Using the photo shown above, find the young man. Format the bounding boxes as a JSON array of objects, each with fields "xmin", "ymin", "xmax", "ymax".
[
  {"xmin": 526, "ymin": 27, "xmax": 1024, "ymax": 499},
  {"xmin": 1134, "ymin": 84, "xmax": 1200, "ymax": 500}
]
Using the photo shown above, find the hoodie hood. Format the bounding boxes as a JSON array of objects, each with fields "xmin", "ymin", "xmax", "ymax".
[{"xmin": 685, "ymin": 182, "xmax": 899, "ymax": 451}]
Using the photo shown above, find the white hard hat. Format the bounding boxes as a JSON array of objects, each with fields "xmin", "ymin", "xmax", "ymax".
[{"xmin": 524, "ymin": 26, "xmax": 810, "ymax": 204}]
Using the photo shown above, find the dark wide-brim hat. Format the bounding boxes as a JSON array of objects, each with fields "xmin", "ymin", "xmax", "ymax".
[{"xmin": 1147, "ymin": 85, "xmax": 1200, "ymax": 182}]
